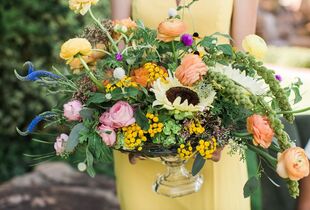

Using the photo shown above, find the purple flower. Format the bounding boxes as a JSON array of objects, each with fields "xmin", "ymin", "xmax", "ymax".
[
  {"xmin": 181, "ymin": 34, "xmax": 194, "ymax": 46},
  {"xmin": 115, "ymin": 52, "xmax": 123, "ymax": 61},
  {"xmin": 275, "ymin": 74, "xmax": 283, "ymax": 82}
]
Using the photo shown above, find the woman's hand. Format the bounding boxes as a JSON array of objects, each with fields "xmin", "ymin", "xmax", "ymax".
[{"xmin": 210, "ymin": 147, "xmax": 224, "ymax": 162}]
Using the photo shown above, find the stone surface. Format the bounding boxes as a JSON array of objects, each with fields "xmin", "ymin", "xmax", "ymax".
[{"xmin": 0, "ymin": 162, "xmax": 120, "ymax": 210}]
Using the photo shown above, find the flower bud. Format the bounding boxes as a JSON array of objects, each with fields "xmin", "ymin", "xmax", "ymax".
[
  {"xmin": 168, "ymin": 8, "xmax": 178, "ymax": 17},
  {"xmin": 77, "ymin": 162, "xmax": 87, "ymax": 172},
  {"xmin": 242, "ymin": 34, "xmax": 268, "ymax": 60},
  {"xmin": 113, "ymin": 67, "xmax": 126, "ymax": 80}
]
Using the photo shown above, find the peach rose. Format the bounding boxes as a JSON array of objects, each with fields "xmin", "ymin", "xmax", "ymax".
[
  {"xmin": 175, "ymin": 54, "xmax": 208, "ymax": 86},
  {"xmin": 276, "ymin": 147, "xmax": 309, "ymax": 181},
  {"xmin": 131, "ymin": 67, "xmax": 149, "ymax": 87},
  {"xmin": 114, "ymin": 18, "xmax": 137, "ymax": 30},
  {"xmin": 157, "ymin": 19, "xmax": 186, "ymax": 42},
  {"xmin": 247, "ymin": 114, "xmax": 274, "ymax": 149}
]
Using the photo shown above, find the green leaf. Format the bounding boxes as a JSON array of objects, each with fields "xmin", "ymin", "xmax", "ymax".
[
  {"xmin": 125, "ymin": 87, "xmax": 140, "ymax": 98},
  {"xmin": 65, "ymin": 123, "xmax": 86, "ymax": 152},
  {"xmin": 88, "ymin": 133, "xmax": 112, "ymax": 162},
  {"xmin": 86, "ymin": 147, "xmax": 96, "ymax": 177},
  {"xmin": 243, "ymin": 176, "xmax": 259, "ymax": 198},
  {"xmin": 217, "ymin": 44, "xmax": 233, "ymax": 56},
  {"xmin": 191, "ymin": 154, "xmax": 206, "ymax": 176},
  {"xmin": 211, "ymin": 32, "xmax": 233, "ymax": 41},
  {"xmin": 79, "ymin": 108, "xmax": 94, "ymax": 120},
  {"xmin": 292, "ymin": 86, "xmax": 302, "ymax": 104},
  {"xmin": 134, "ymin": 107, "xmax": 150, "ymax": 130},
  {"xmin": 136, "ymin": 19, "xmax": 145, "ymax": 29},
  {"xmin": 111, "ymin": 88, "xmax": 123, "ymax": 100},
  {"xmin": 86, "ymin": 93, "xmax": 107, "ymax": 105},
  {"xmin": 200, "ymin": 36, "xmax": 217, "ymax": 48}
]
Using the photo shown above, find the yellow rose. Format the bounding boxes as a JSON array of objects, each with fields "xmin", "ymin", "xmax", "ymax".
[
  {"xmin": 69, "ymin": 0, "xmax": 99, "ymax": 15},
  {"xmin": 60, "ymin": 38, "xmax": 92, "ymax": 62},
  {"xmin": 242, "ymin": 34, "xmax": 268, "ymax": 60}
]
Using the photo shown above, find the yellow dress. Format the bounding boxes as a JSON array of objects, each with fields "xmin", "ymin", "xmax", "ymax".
[{"xmin": 114, "ymin": 0, "xmax": 251, "ymax": 210}]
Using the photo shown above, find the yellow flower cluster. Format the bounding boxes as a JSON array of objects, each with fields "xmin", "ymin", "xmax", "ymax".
[
  {"xmin": 105, "ymin": 76, "xmax": 138, "ymax": 92},
  {"xmin": 146, "ymin": 113, "xmax": 164, "ymax": 137},
  {"xmin": 177, "ymin": 143, "xmax": 193, "ymax": 160},
  {"xmin": 188, "ymin": 121, "xmax": 205, "ymax": 135},
  {"xmin": 143, "ymin": 63, "xmax": 168, "ymax": 83},
  {"xmin": 196, "ymin": 138, "xmax": 217, "ymax": 159},
  {"xmin": 122, "ymin": 124, "xmax": 147, "ymax": 151}
]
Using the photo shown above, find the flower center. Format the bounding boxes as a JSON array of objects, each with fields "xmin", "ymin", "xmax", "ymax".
[{"xmin": 166, "ymin": 87, "xmax": 200, "ymax": 106}]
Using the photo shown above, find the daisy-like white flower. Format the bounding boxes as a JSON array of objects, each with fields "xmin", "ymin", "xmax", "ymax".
[
  {"xmin": 210, "ymin": 64, "xmax": 267, "ymax": 95},
  {"xmin": 150, "ymin": 75, "xmax": 216, "ymax": 112}
]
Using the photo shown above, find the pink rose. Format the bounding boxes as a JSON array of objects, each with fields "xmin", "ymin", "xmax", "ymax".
[
  {"xmin": 54, "ymin": 133, "xmax": 69, "ymax": 155},
  {"xmin": 99, "ymin": 101, "xmax": 135, "ymax": 128},
  {"xmin": 63, "ymin": 100, "xmax": 83, "ymax": 121},
  {"xmin": 98, "ymin": 124, "xmax": 116, "ymax": 146}
]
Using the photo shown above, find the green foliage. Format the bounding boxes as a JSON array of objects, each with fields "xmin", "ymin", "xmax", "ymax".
[
  {"xmin": 134, "ymin": 108, "xmax": 150, "ymax": 130},
  {"xmin": 191, "ymin": 154, "xmax": 206, "ymax": 176},
  {"xmin": 243, "ymin": 176, "xmax": 260, "ymax": 198},
  {"xmin": 65, "ymin": 123, "xmax": 87, "ymax": 152},
  {"xmin": 0, "ymin": 0, "xmax": 111, "ymax": 181}
]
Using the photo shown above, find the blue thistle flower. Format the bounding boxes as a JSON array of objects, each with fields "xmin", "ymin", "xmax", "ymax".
[
  {"xmin": 15, "ymin": 61, "xmax": 60, "ymax": 81},
  {"xmin": 16, "ymin": 112, "xmax": 55, "ymax": 136}
]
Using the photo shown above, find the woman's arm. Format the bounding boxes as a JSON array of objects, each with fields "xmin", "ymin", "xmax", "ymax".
[
  {"xmin": 111, "ymin": 0, "xmax": 132, "ymax": 20},
  {"xmin": 231, "ymin": 0, "xmax": 259, "ymax": 49}
]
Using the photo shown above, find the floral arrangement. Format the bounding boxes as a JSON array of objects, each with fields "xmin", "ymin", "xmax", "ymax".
[{"xmin": 16, "ymin": 0, "xmax": 310, "ymax": 198}]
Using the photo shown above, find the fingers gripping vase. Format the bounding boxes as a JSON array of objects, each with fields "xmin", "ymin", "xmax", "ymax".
[{"xmin": 152, "ymin": 156, "xmax": 203, "ymax": 198}]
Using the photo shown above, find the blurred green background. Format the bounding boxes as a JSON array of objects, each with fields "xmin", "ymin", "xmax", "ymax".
[
  {"xmin": 0, "ymin": 0, "xmax": 111, "ymax": 182},
  {"xmin": 0, "ymin": 1, "xmax": 309, "ymax": 210}
]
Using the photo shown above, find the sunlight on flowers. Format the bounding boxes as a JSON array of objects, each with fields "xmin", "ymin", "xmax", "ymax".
[
  {"xmin": 157, "ymin": 19, "xmax": 186, "ymax": 42},
  {"xmin": 69, "ymin": 0, "xmax": 99, "ymax": 15},
  {"xmin": 242, "ymin": 34, "xmax": 268, "ymax": 60},
  {"xmin": 60, "ymin": 38, "xmax": 92, "ymax": 63}
]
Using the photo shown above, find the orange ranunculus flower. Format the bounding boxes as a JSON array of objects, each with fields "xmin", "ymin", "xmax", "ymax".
[
  {"xmin": 175, "ymin": 54, "xmax": 208, "ymax": 86},
  {"xmin": 276, "ymin": 147, "xmax": 309, "ymax": 181},
  {"xmin": 131, "ymin": 67, "xmax": 149, "ymax": 87},
  {"xmin": 114, "ymin": 18, "xmax": 137, "ymax": 30},
  {"xmin": 247, "ymin": 114, "xmax": 274, "ymax": 149},
  {"xmin": 157, "ymin": 19, "xmax": 186, "ymax": 42}
]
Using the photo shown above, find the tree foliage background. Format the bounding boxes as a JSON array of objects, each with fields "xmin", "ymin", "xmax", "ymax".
[{"xmin": 0, "ymin": 0, "xmax": 110, "ymax": 182}]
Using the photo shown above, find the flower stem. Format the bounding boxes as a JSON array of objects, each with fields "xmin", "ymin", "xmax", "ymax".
[
  {"xmin": 171, "ymin": 41, "xmax": 177, "ymax": 64},
  {"xmin": 92, "ymin": 48, "xmax": 111, "ymax": 56},
  {"xmin": 78, "ymin": 56, "xmax": 103, "ymax": 90},
  {"xmin": 233, "ymin": 132, "xmax": 252, "ymax": 137},
  {"xmin": 246, "ymin": 143, "xmax": 277, "ymax": 168},
  {"xmin": 88, "ymin": 9, "xmax": 118, "ymax": 52},
  {"xmin": 277, "ymin": 106, "xmax": 310, "ymax": 114}
]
